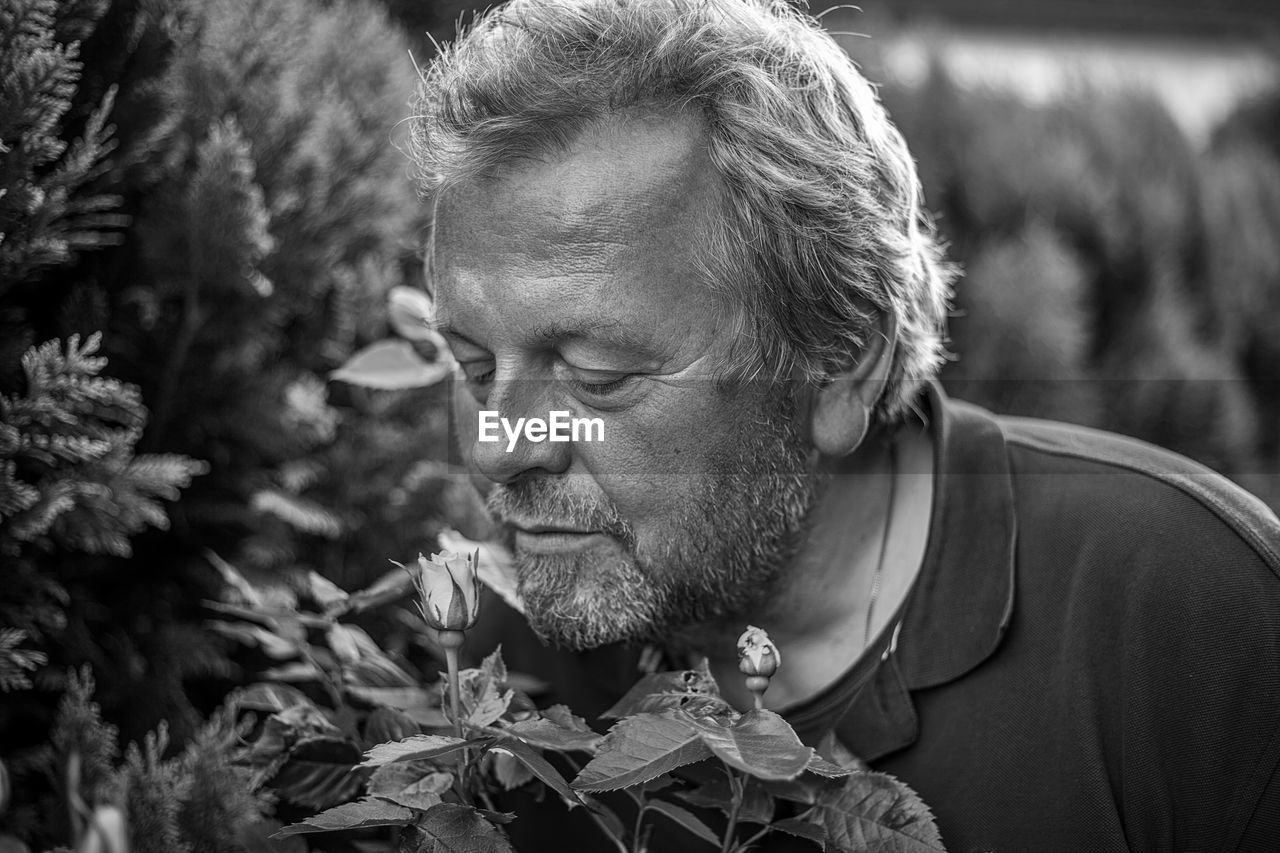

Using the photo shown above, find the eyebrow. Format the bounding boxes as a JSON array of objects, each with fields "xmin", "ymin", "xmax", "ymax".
[
  {"xmin": 436, "ymin": 317, "xmax": 656, "ymax": 353},
  {"xmin": 530, "ymin": 319, "xmax": 656, "ymax": 354}
]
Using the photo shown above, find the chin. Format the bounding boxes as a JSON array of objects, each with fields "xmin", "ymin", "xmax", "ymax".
[
  {"xmin": 515, "ymin": 550, "xmax": 670, "ymax": 650},
  {"xmin": 523, "ymin": 605, "xmax": 663, "ymax": 651}
]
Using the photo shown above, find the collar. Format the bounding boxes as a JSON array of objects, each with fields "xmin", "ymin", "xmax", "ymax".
[
  {"xmin": 834, "ymin": 381, "xmax": 1018, "ymax": 759},
  {"xmin": 896, "ymin": 380, "xmax": 1017, "ymax": 688}
]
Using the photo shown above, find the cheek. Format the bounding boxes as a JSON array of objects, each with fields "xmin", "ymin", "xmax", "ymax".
[{"xmin": 577, "ymin": 393, "xmax": 742, "ymax": 521}]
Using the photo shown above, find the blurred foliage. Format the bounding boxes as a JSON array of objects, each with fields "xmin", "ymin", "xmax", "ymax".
[
  {"xmin": 0, "ymin": 0, "xmax": 476, "ymax": 848},
  {"xmin": 1, "ymin": 333, "xmax": 206, "ymax": 559},
  {"xmin": 0, "ymin": 0, "xmax": 123, "ymax": 299},
  {"xmin": 3, "ymin": 667, "xmax": 274, "ymax": 852},
  {"xmin": 869, "ymin": 58, "xmax": 1280, "ymax": 505},
  {"xmin": 1, "ymin": 0, "xmax": 213, "ymax": 792}
]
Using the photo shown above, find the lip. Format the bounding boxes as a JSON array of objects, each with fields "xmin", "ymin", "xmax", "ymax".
[{"xmin": 512, "ymin": 529, "xmax": 612, "ymax": 554}]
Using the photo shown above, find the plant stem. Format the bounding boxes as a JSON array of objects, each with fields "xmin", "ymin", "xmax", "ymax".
[
  {"xmin": 719, "ymin": 769, "xmax": 745, "ymax": 853},
  {"xmin": 438, "ymin": 630, "xmax": 466, "ymax": 802},
  {"xmin": 297, "ymin": 639, "xmax": 345, "ymax": 710},
  {"xmin": 443, "ymin": 646, "xmax": 463, "ymax": 740},
  {"xmin": 735, "ymin": 823, "xmax": 772, "ymax": 852},
  {"xmin": 560, "ymin": 754, "xmax": 631, "ymax": 853},
  {"xmin": 583, "ymin": 796, "xmax": 632, "ymax": 853},
  {"xmin": 631, "ymin": 803, "xmax": 649, "ymax": 853}
]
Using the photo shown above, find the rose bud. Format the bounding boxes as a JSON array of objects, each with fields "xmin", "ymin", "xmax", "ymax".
[
  {"xmin": 737, "ymin": 625, "xmax": 781, "ymax": 679},
  {"xmin": 407, "ymin": 549, "xmax": 481, "ymax": 633}
]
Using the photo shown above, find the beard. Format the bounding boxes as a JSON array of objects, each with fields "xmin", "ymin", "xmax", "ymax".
[{"xmin": 484, "ymin": 389, "xmax": 820, "ymax": 651}]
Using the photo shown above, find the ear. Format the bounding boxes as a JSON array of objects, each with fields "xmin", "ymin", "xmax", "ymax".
[{"xmin": 809, "ymin": 311, "xmax": 897, "ymax": 458}]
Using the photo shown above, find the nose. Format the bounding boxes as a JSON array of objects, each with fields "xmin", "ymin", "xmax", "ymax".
[{"xmin": 469, "ymin": 377, "xmax": 572, "ymax": 485}]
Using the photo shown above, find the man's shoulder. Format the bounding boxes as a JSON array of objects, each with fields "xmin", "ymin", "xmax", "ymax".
[
  {"xmin": 905, "ymin": 399, "xmax": 1280, "ymax": 851},
  {"xmin": 992, "ymin": 411, "xmax": 1280, "ymax": 582}
]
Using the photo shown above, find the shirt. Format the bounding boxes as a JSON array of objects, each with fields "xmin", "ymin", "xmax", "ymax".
[{"xmin": 482, "ymin": 382, "xmax": 1280, "ymax": 852}]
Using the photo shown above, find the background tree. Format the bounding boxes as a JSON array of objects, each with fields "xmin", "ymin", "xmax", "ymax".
[
  {"xmin": 2, "ymin": 0, "xmax": 461, "ymax": 847},
  {"xmin": 870, "ymin": 59, "xmax": 1280, "ymax": 506}
]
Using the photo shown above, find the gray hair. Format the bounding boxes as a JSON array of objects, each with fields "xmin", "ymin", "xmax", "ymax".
[{"xmin": 411, "ymin": 0, "xmax": 955, "ymax": 424}]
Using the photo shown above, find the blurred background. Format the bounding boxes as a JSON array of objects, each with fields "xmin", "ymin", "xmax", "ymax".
[{"xmin": 1, "ymin": 0, "xmax": 1277, "ymax": 849}]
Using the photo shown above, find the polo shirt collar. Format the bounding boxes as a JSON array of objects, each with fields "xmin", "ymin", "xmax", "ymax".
[
  {"xmin": 895, "ymin": 380, "xmax": 1018, "ymax": 690},
  {"xmin": 835, "ymin": 381, "xmax": 1017, "ymax": 761}
]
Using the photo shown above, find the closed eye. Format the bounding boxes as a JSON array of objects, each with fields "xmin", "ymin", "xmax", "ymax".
[{"xmin": 568, "ymin": 374, "xmax": 631, "ymax": 396}]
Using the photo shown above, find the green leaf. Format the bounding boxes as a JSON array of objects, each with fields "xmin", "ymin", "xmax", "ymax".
[
  {"xmin": 645, "ymin": 800, "xmax": 720, "ymax": 847},
  {"xmin": 330, "ymin": 340, "xmax": 452, "ymax": 390},
  {"xmin": 388, "ymin": 286, "xmax": 443, "ymax": 342},
  {"xmin": 233, "ymin": 682, "xmax": 312, "ymax": 713},
  {"xmin": 808, "ymin": 754, "xmax": 855, "ymax": 779},
  {"xmin": 489, "ymin": 748, "xmax": 536, "ymax": 790},
  {"xmin": 772, "ymin": 815, "xmax": 827, "ymax": 846},
  {"xmin": 479, "ymin": 648, "xmax": 508, "ymax": 685},
  {"xmin": 347, "ymin": 652, "xmax": 420, "ymax": 689},
  {"xmin": 205, "ymin": 549, "xmax": 265, "ymax": 607},
  {"xmin": 347, "ymin": 565, "xmax": 416, "ymax": 613},
  {"xmin": 270, "ymin": 736, "xmax": 363, "ymax": 808},
  {"xmin": 601, "ymin": 661, "xmax": 733, "ymax": 720},
  {"xmin": 504, "ymin": 715, "xmax": 602, "ymax": 753},
  {"xmin": 692, "ymin": 710, "xmax": 814, "ymax": 781},
  {"xmin": 272, "ymin": 703, "xmax": 344, "ymax": 738},
  {"xmin": 456, "ymin": 652, "xmax": 514, "ymax": 727},
  {"xmin": 262, "ymin": 661, "xmax": 323, "ymax": 681},
  {"xmin": 467, "ymin": 684, "xmax": 512, "ymax": 728},
  {"xmin": 306, "ymin": 570, "xmax": 350, "ymax": 610},
  {"xmin": 490, "ymin": 737, "xmax": 582, "ymax": 807},
  {"xmin": 816, "ymin": 772, "xmax": 945, "ymax": 853},
  {"xmin": 361, "ymin": 734, "xmax": 491, "ymax": 767},
  {"xmin": 206, "ymin": 621, "xmax": 299, "ymax": 659},
  {"xmin": 273, "ymin": 797, "xmax": 414, "ymax": 837},
  {"xmin": 368, "ymin": 764, "xmax": 452, "ymax": 810},
  {"xmin": 327, "ymin": 623, "xmax": 362, "ymax": 664},
  {"xmin": 418, "ymin": 803, "xmax": 516, "ymax": 852},
  {"xmin": 572, "ymin": 711, "xmax": 713, "ymax": 792},
  {"xmin": 543, "ymin": 704, "xmax": 594, "ymax": 732},
  {"xmin": 347, "ymin": 685, "xmax": 438, "ymax": 712},
  {"xmin": 363, "ymin": 707, "xmax": 423, "ymax": 746}
]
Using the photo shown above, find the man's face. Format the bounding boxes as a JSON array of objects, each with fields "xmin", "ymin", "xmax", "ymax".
[{"xmin": 433, "ymin": 111, "xmax": 819, "ymax": 650}]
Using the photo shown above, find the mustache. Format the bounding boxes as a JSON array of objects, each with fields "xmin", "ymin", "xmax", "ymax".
[{"xmin": 485, "ymin": 478, "xmax": 636, "ymax": 548}]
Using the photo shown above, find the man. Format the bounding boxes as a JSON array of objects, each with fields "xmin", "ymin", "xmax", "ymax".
[{"xmin": 414, "ymin": 1, "xmax": 1280, "ymax": 850}]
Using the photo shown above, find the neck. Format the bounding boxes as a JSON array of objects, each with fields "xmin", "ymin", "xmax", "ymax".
[{"xmin": 667, "ymin": 422, "xmax": 934, "ymax": 711}]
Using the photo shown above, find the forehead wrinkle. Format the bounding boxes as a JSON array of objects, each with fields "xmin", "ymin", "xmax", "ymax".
[
  {"xmin": 531, "ymin": 317, "xmax": 660, "ymax": 353},
  {"xmin": 441, "ymin": 112, "xmax": 716, "ymax": 262}
]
